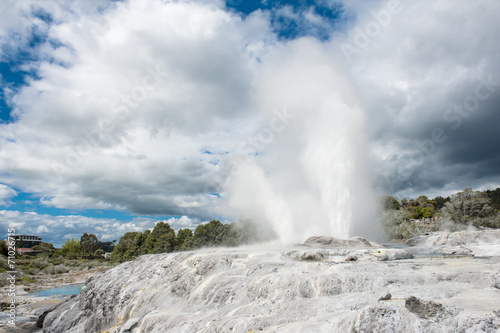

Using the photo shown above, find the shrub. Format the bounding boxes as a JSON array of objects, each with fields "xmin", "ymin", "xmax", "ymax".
[
  {"xmin": 442, "ymin": 188, "xmax": 495, "ymax": 224},
  {"xmin": 42, "ymin": 264, "xmax": 55, "ymax": 275},
  {"xmin": 24, "ymin": 268, "xmax": 41, "ymax": 275},
  {"xmin": 28, "ymin": 258, "xmax": 50, "ymax": 271},
  {"xmin": 380, "ymin": 209, "xmax": 412, "ymax": 240},
  {"xmin": 0, "ymin": 256, "xmax": 9, "ymax": 271},
  {"xmin": 435, "ymin": 218, "xmax": 470, "ymax": 232},
  {"xmin": 0, "ymin": 273, "xmax": 8, "ymax": 287},
  {"xmin": 50, "ymin": 256, "xmax": 65, "ymax": 266},
  {"xmin": 63, "ymin": 259, "xmax": 82, "ymax": 268},
  {"xmin": 381, "ymin": 209, "xmax": 439, "ymax": 240},
  {"xmin": 53, "ymin": 265, "xmax": 71, "ymax": 274},
  {"xmin": 21, "ymin": 276, "xmax": 35, "ymax": 284},
  {"xmin": 78, "ymin": 260, "xmax": 101, "ymax": 270},
  {"xmin": 396, "ymin": 221, "xmax": 438, "ymax": 240},
  {"xmin": 0, "ymin": 241, "xmax": 7, "ymax": 256},
  {"xmin": 472, "ymin": 212, "xmax": 500, "ymax": 229},
  {"xmin": 60, "ymin": 238, "xmax": 82, "ymax": 259}
]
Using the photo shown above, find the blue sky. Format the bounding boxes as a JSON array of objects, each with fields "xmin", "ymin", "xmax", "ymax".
[
  {"xmin": 226, "ymin": 0, "xmax": 345, "ymax": 40},
  {"xmin": 1, "ymin": 0, "xmax": 500, "ymax": 245}
]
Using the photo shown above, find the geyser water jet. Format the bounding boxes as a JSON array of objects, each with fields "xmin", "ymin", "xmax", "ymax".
[{"xmin": 219, "ymin": 39, "xmax": 379, "ymax": 244}]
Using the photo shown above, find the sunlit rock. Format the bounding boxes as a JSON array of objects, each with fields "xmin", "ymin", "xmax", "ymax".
[{"xmin": 42, "ymin": 231, "xmax": 500, "ymax": 333}]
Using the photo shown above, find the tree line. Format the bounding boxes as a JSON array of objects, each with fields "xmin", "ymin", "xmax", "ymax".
[
  {"xmin": 5, "ymin": 188, "xmax": 498, "ymax": 262},
  {"xmin": 381, "ymin": 188, "xmax": 500, "ymax": 240},
  {"xmin": 110, "ymin": 219, "xmax": 269, "ymax": 263},
  {"xmin": 9, "ymin": 234, "xmax": 118, "ymax": 260},
  {"xmin": 1, "ymin": 219, "xmax": 270, "ymax": 264},
  {"xmin": 57, "ymin": 233, "xmax": 116, "ymax": 259}
]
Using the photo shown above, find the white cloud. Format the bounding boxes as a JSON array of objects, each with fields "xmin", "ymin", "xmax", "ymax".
[
  {"xmin": 0, "ymin": 184, "xmax": 16, "ymax": 206},
  {"xmin": 338, "ymin": 0, "xmax": 500, "ymax": 197},
  {"xmin": 165, "ymin": 215, "xmax": 196, "ymax": 229},
  {"xmin": 36, "ymin": 224, "xmax": 49, "ymax": 233},
  {"xmin": 0, "ymin": 0, "xmax": 275, "ymax": 219}
]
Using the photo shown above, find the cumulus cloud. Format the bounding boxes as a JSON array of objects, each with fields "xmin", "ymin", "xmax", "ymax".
[
  {"xmin": 0, "ymin": 0, "xmax": 499, "ymax": 242},
  {"xmin": 0, "ymin": 184, "xmax": 16, "ymax": 206},
  {"xmin": 0, "ymin": 0, "xmax": 273, "ymax": 219},
  {"xmin": 338, "ymin": 0, "xmax": 500, "ymax": 198}
]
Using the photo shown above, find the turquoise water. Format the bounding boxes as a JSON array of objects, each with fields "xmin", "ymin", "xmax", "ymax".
[{"xmin": 30, "ymin": 283, "xmax": 85, "ymax": 297}]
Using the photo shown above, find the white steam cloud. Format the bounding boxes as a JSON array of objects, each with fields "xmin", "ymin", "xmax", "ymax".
[{"xmin": 218, "ymin": 39, "xmax": 380, "ymax": 243}]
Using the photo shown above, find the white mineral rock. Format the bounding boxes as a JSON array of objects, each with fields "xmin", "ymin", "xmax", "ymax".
[{"xmin": 42, "ymin": 231, "xmax": 500, "ymax": 333}]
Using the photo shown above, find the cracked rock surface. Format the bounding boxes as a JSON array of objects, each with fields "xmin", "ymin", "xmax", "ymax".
[
  {"xmin": 406, "ymin": 229, "xmax": 500, "ymax": 257},
  {"xmin": 42, "ymin": 233, "xmax": 500, "ymax": 333}
]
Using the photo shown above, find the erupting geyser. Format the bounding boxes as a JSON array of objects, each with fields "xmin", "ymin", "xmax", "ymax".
[{"xmin": 220, "ymin": 39, "xmax": 379, "ymax": 244}]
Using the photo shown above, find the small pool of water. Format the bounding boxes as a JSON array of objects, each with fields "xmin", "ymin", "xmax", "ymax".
[{"xmin": 30, "ymin": 283, "xmax": 85, "ymax": 297}]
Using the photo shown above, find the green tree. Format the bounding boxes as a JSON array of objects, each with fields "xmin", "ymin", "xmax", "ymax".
[
  {"xmin": 485, "ymin": 188, "xmax": 500, "ymax": 211},
  {"xmin": 193, "ymin": 220, "xmax": 230, "ymax": 247},
  {"xmin": 136, "ymin": 230, "xmax": 150, "ymax": 256},
  {"xmin": 153, "ymin": 232, "xmax": 177, "ymax": 253},
  {"xmin": 472, "ymin": 211, "xmax": 500, "ymax": 229},
  {"xmin": 176, "ymin": 229, "xmax": 193, "ymax": 251},
  {"xmin": 421, "ymin": 206, "xmax": 435, "ymax": 218},
  {"xmin": 60, "ymin": 238, "xmax": 82, "ymax": 259},
  {"xmin": 145, "ymin": 222, "xmax": 176, "ymax": 254},
  {"xmin": 94, "ymin": 249, "xmax": 105, "ymax": 257},
  {"xmin": 416, "ymin": 195, "xmax": 428, "ymax": 205},
  {"xmin": 110, "ymin": 231, "xmax": 147, "ymax": 263},
  {"xmin": 432, "ymin": 196, "xmax": 447, "ymax": 210},
  {"xmin": 81, "ymin": 233, "xmax": 99, "ymax": 258},
  {"xmin": 223, "ymin": 219, "xmax": 275, "ymax": 247},
  {"xmin": 380, "ymin": 209, "xmax": 412, "ymax": 240},
  {"xmin": 407, "ymin": 205, "xmax": 421, "ymax": 219},
  {"xmin": 96, "ymin": 241, "xmax": 115, "ymax": 253},
  {"xmin": 32, "ymin": 242, "xmax": 56, "ymax": 253},
  {"xmin": 381, "ymin": 196, "xmax": 400, "ymax": 211},
  {"xmin": 0, "ymin": 241, "xmax": 7, "ymax": 256},
  {"xmin": 443, "ymin": 188, "xmax": 495, "ymax": 224}
]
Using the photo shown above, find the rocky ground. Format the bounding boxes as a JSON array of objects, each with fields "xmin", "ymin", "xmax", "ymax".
[
  {"xmin": 7, "ymin": 230, "xmax": 500, "ymax": 332},
  {"xmin": 406, "ymin": 229, "xmax": 500, "ymax": 257},
  {"xmin": 0, "ymin": 267, "xmax": 110, "ymax": 333}
]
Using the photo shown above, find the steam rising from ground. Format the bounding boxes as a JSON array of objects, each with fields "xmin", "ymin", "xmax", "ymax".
[{"xmin": 219, "ymin": 39, "xmax": 380, "ymax": 244}]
